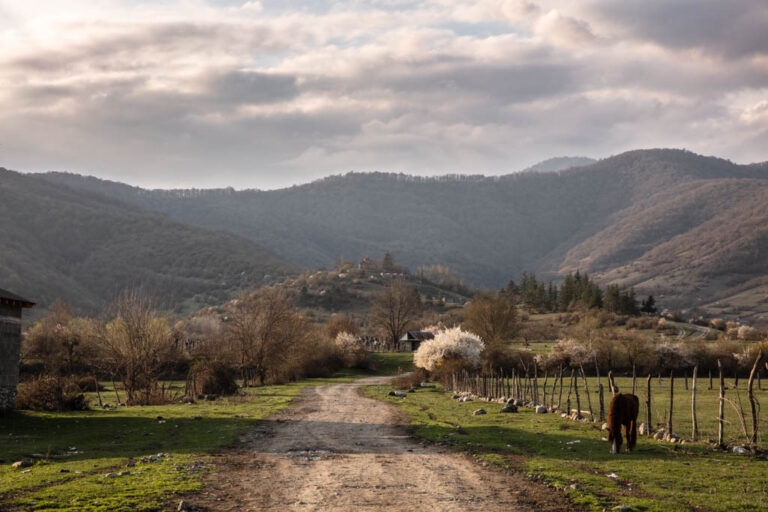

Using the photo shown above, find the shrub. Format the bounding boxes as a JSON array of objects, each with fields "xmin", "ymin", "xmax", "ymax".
[
  {"xmin": 625, "ymin": 316, "xmax": 657, "ymax": 330},
  {"xmin": 187, "ymin": 360, "xmax": 239, "ymax": 396},
  {"xmin": 75, "ymin": 376, "xmax": 104, "ymax": 392},
  {"xmin": 709, "ymin": 318, "xmax": 727, "ymax": 331},
  {"xmin": 16, "ymin": 376, "xmax": 88, "ymax": 411},
  {"xmin": 392, "ymin": 368, "xmax": 429, "ymax": 390},
  {"xmin": 737, "ymin": 325, "xmax": 763, "ymax": 341},
  {"xmin": 334, "ymin": 331, "xmax": 368, "ymax": 368},
  {"xmin": 414, "ymin": 327, "xmax": 484, "ymax": 372}
]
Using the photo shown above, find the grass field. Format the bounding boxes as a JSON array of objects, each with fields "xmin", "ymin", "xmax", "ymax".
[
  {"xmin": 364, "ymin": 378, "xmax": 768, "ymax": 512},
  {"xmin": 0, "ymin": 354, "xmax": 404, "ymax": 511}
]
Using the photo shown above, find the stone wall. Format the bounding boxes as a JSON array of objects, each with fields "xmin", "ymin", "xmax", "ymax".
[{"xmin": 0, "ymin": 304, "xmax": 22, "ymax": 412}]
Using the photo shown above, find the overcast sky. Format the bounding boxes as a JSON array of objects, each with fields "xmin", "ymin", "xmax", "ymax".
[{"xmin": 1, "ymin": 0, "xmax": 767, "ymax": 189}]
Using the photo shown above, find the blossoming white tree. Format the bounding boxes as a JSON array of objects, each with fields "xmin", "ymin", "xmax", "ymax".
[{"xmin": 414, "ymin": 327, "xmax": 484, "ymax": 372}]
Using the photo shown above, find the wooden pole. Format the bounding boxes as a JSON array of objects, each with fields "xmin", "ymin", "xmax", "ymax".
[
  {"xmin": 667, "ymin": 370, "xmax": 674, "ymax": 436},
  {"xmin": 747, "ymin": 350, "xmax": 763, "ymax": 450},
  {"xmin": 542, "ymin": 370, "xmax": 549, "ymax": 408},
  {"xmin": 573, "ymin": 369, "xmax": 582, "ymax": 419},
  {"xmin": 608, "ymin": 370, "xmax": 618, "ymax": 395},
  {"xmin": 717, "ymin": 360, "xmax": 725, "ymax": 447},
  {"xmin": 599, "ymin": 383, "xmax": 605, "ymax": 422},
  {"xmin": 691, "ymin": 365, "xmax": 698, "ymax": 442},
  {"xmin": 566, "ymin": 368, "xmax": 574, "ymax": 416},
  {"xmin": 646, "ymin": 373, "xmax": 652, "ymax": 435},
  {"xmin": 533, "ymin": 362, "xmax": 539, "ymax": 405},
  {"xmin": 579, "ymin": 364, "xmax": 594, "ymax": 420},
  {"xmin": 557, "ymin": 365, "xmax": 565, "ymax": 411}
]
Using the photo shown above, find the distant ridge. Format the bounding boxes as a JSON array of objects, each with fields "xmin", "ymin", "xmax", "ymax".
[
  {"xmin": 521, "ymin": 156, "xmax": 597, "ymax": 173},
  {"xmin": 24, "ymin": 148, "xmax": 768, "ymax": 324},
  {"xmin": 0, "ymin": 168, "xmax": 298, "ymax": 315}
]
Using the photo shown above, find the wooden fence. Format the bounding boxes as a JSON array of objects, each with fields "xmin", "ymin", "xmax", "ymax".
[{"xmin": 445, "ymin": 350, "xmax": 765, "ymax": 451}]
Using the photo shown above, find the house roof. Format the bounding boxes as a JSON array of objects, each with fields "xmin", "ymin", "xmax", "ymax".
[
  {"xmin": 0, "ymin": 288, "xmax": 36, "ymax": 308},
  {"xmin": 399, "ymin": 331, "xmax": 435, "ymax": 341}
]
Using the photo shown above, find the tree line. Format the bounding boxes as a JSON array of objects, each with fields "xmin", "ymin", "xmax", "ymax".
[{"xmin": 508, "ymin": 270, "xmax": 656, "ymax": 316}]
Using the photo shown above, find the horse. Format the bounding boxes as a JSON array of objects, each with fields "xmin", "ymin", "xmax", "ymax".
[{"xmin": 607, "ymin": 393, "xmax": 639, "ymax": 454}]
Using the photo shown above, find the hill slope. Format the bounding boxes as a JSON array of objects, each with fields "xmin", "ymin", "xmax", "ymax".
[
  {"xmin": 0, "ymin": 168, "xmax": 298, "ymax": 314},
  {"xmin": 34, "ymin": 149, "xmax": 768, "ymax": 322}
]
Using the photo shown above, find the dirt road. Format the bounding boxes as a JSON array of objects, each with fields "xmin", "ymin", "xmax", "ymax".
[{"xmin": 190, "ymin": 377, "xmax": 575, "ymax": 512}]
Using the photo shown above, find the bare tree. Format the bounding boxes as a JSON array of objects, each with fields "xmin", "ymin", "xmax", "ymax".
[
  {"xmin": 463, "ymin": 290, "xmax": 519, "ymax": 345},
  {"xmin": 101, "ymin": 290, "xmax": 173, "ymax": 405},
  {"xmin": 369, "ymin": 279, "xmax": 421, "ymax": 350},
  {"xmin": 226, "ymin": 287, "xmax": 301, "ymax": 386}
]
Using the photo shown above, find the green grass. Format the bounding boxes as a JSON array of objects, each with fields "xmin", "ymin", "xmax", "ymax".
[
  {"xmin": 0, "ymin": 354, "xmax": 410, "ymax": 512},
  {"xmin": 364, "ymin": 382, "xmax": 768, "ymax": 512},
  {"xmin": 368, "ymin": 352, "xmax": 414, "ymax": 375}
]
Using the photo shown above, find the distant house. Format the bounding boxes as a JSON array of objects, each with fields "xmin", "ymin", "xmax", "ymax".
[
  {"xmin": 0, "ymin": 288, "xmax": 35, "ymax": 413},
  {"xmin": 398, "ymin": 331, "xmax": 434, "ymax": 352}
]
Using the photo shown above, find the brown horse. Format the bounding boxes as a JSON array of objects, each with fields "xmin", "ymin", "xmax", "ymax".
[{"xmin": 607, "ymin": 393, "xmax": 639, "ymax": 454}]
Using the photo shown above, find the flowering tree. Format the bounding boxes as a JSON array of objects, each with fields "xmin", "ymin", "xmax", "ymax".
[
  {"xmin": 334, "ymin": 331, "xmax": 367, "ymax": 367},
  {"xmin": 414, "ymin": 327, "xmax": 484, "ymax": 372}
]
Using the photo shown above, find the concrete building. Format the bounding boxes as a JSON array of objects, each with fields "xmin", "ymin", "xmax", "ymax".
[{"xmin": 0, "ymin": 288, "xmax": 35, "ymax": 412}]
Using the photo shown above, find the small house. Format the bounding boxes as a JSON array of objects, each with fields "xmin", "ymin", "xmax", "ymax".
[
  {"xmin": 398, "ymin": 331, "xmax": 434, "ymax": 352},
  {"xmin": 0, "ymin": 288, "xmax": 35, "ymax": 412}
]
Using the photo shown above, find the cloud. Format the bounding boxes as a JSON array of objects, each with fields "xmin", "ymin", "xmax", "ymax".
[{"xmin": 0, "ymin": 0, "xmax": 766, "ymax": 188}]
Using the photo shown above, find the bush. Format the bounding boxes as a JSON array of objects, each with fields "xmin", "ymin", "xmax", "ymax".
[
  {"xmin": 709, "ymin": 318, "xmax": 727, "ymax": 331},
  {"xmin": 625, "ymin": 316, "xmax": 657, "ymax": 330},
  {"xmin": 16, "ymin": 376, "xmax": 88, "ymax": 411},
  {"xmin": 414, "ymin": 327, "xmax": 484, "ymax": 372},
  {"xmin": 334, "ymin": 332, "xmax": 368, "ymax": 368},
  {"xmin": 392, "ymin": 368, "xmax": 429, "ymax": 390},
  {"xmin": 75, "ymin": 376, "xmax": 104, "ymax": 392},
  {"xmin": 737, "ymin": 325, "xmax": 763, "ymax": 341},
  {"xmin": 187, "ymin": 360, "xmax": 239, "ymax": 396}
]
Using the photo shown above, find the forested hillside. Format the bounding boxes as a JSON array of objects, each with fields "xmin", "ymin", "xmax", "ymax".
[
  {"xmin": 29, "ymin": 149, "xmax": 768, "ymax": 322},
  {"xmin": 0, "ymin": 168, "xmax": 298, "ymax": 314}
]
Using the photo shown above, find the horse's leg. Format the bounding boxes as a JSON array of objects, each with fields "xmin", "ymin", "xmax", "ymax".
[
  {"xmin": 611, "ymin": 432, "xmax": 618, "ymax": 454},
  {"xmin": 628, "ymin": 418, "xmax": 637, "ymax": 452}
]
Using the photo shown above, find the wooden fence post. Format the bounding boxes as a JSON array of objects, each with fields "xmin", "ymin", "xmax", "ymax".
[
  {"xmin": 573, "ymin": 369, "xmax": 582, "ymax": 419},
  {"xmin": 646, "ymin": 373, "xmax": 652, "ymax": 434},
  {"xmin": 542, "ymin": 371, "xmax": 549, "ymax": 408},
  {"xmin": 533, "ymin": 362, "xmax": 539, "ymax": 405},
  {"xmin": 566, "ymin": 368, "xmax": 574, "ymax": 416},
  {"xmin": 667, "ymin": 370, "xmax": 675, "ymax": 436},
  {"xmin": 608, "ymin": 370, "xmax": 618, "ymax": 395},
  {"xmin": 579, "ymin": 364, "xmax": 594, "ymax": 420},
  {"xmin": 747, "ymin": 350, "xmax": 763, "ymax": 450},
  {"xmin": 599, "ymin": 383, "xmax": 605, "ymax": 422},
  {"xmin": 717, "ymin": 360, "xmax": 725, "ymax": 447},
  {"xmin": 691, "ymin": 365, "xmax": 698, "ymax": 442}
]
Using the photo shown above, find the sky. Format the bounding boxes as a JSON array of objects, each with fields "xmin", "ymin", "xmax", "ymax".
[{"xmin": 1, "ymin": 0, "xmax": 767, "ymax": 189}]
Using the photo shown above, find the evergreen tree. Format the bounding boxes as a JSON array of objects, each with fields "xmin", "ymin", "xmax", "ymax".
[{"xmin": 641, "ymin": 295, "xmax": 657, "ymax": 314}]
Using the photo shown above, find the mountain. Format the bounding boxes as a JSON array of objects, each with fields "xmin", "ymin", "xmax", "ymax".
[
  {"xmin": 32, "ymin": 149, "xmax": 768, "ymax": 324},
  {"xmin": 0, "ymin": 168, "xmax": 298, "ymax": 315},
  {"xmin": 521, "ymin": 156, "xmax": 597, "ymax": 173}
]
